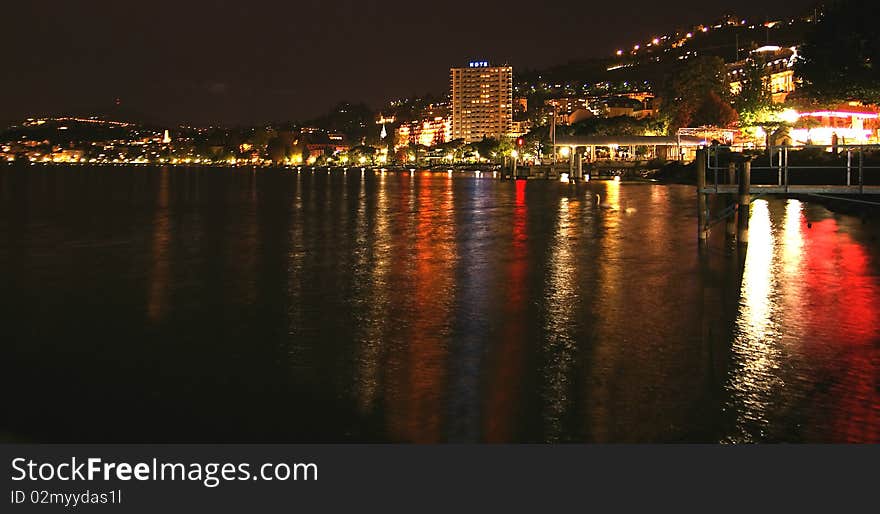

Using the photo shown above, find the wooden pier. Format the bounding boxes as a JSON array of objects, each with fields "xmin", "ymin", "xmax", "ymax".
[{"xmin": 696, "ymin": 144, "xmax": 880, "ymax": 245}]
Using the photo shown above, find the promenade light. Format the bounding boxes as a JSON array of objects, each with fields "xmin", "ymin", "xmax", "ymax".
[
  {"xmin": 780, "ymin": 108, "xmax": 800, "ymax": 124},
  {"xmin": 560, "ymin": 146, "xmax": 571, "ymax": 157}
]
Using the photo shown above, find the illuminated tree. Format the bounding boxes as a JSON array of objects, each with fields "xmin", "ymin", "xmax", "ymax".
[
  {"xmin": 734, "ymin": 56, "xmax": 776, "ymax": 127},
  {"xmin": 569, "ymin": 115, "xmax": 663, "ymax": 137}
]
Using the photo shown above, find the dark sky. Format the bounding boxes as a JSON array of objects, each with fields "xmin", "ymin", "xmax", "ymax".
[{"xmin": 1, "ymin": 0, "xmax": 813, "ymax": 126}]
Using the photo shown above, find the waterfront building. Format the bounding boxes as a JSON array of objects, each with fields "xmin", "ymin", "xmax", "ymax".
[
  {"xmin": 546, "ymin": 97, "xmax": 589, "ymax": 118},
  {"xmin": 450, "ymin": 61, "xmax": 513, "ymax": 142},
  {"xmin": 49, "ymin": 149, "xmax": 84, "ymax": 162},
  {"xmin": 787, "ymin": 104, "xmax": 880, "ymax": 145},
  {"xmin": 728, "ymin": 46, "xmax": 798, "ymax": 104},
  {"xmin": 508, "ymin": 120, "xmax": 532, "ymax": 138},
  {"xmin": 604, "ymin": 97, "xmax": 654, "ymax": 119},
  {"xmin": 396, "ymin": 116, "xmax": 453, "ymax": 148},
  {"xmin": 568, "ymin": 108, "xmax": 594, "ymax": 125}
]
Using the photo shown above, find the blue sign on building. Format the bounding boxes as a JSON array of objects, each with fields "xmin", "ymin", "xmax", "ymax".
[{"xmin": 468, "ymin": 60, "xmax": 490, "ymax": 68}]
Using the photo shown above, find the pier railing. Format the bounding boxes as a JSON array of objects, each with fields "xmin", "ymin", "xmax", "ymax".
[{"xmin": 703, "ymin": 144, "xmax": 880, "ymax": 194}]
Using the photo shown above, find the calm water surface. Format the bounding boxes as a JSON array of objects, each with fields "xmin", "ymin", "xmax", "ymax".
[{"xmin": 2, "ymin": 165, "xmax": 879, "ymax": 442}]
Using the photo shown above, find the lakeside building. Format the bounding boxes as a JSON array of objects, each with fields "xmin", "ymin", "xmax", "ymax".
[
  {"xmin": 602, "ymin": 96, "xmax": 656, "ymax": 119},
  {"xmin": 396, "ymin": 116, "xmax": 453, "ymax": 148},
  {"xmin": 728, "ymin": 46, "xmax": 798, "ymax": 104},
  {"xmin": 508, "ymin": 120, "xmax": 532, "ymax": 138},
  {"xmin": 450, "ymin": 61, "xmax": 513, "ymax": 143},
  {"xmin": 546, "ymin": 97, "xmax": 590, "ymax": 118},
  {"xmin": 786, "ymin": 104, "xmax": 880, "ymax": 145},
  {"xmin": 306, "ymin": 141, "xmax": 350, "ymax": 162}
]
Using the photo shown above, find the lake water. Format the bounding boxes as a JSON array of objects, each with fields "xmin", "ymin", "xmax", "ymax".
[{"xmin": 2, "ymin": 165, "xmax": 878, "ymax": 442}]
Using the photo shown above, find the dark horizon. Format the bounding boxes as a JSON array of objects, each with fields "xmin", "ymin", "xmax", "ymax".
[{"xmin": 2, "ymin": 0, "xmax": 814, "ymax": 127}]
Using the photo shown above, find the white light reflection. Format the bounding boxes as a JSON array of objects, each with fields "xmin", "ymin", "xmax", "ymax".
[
  {"xmin": 541, "ymin": 196, "xmax": 580, "ymax": 442},
  {"xmin": 726, "ymin": 199, "xmax": 784, "ymax": 442},
  {"xmin": 355, "ymin": 173, "xmax": 391, "ymax": 414},
  {"xmin": 782, "ymin": 199, "xmax": 804, "ymax": 274}
]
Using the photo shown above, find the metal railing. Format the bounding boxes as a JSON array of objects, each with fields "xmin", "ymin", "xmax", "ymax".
[{"xmin": 705, "ymin": 144, "xmax": 880, "ymax": 194}]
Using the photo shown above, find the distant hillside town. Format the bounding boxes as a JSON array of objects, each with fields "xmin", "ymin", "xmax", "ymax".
[{"xmin": 2, "ymin": 1, "xmax": 877, "ymax": 167}]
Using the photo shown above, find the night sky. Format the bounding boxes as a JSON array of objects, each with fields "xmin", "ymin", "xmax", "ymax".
[{"xmin": 2, "ymin": 0, "xmax": 814, "ymax": 127}]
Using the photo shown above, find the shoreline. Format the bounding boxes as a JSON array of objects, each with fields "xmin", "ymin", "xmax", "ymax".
[{"xmin": 6, "ymin": 161, "xmax": 878, "ymax": 217}]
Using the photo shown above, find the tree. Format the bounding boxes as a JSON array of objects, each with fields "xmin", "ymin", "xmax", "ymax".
[
  {"xmin": 568, "ymin": 116, "xmax": 663, "ymax": 137},
  {"xmin": 796, "ymin": 0, "xmax": 880, "ymax": 104},
  {"xmin": 734, "ymin": 55, "xmax": 776, "ymax": 127},
  {"xmin": 692, "ymin": 92, "xmax": 739, "ymax": 128},
  {"xmin": 659, "ymin": 56, "xmax": 733, "ymax": 131},
  {"xmin": 266, "ymin": 131, "xmax": 296, "ymax": 164},
  {"xmin": 523, "ymin": 125, "xmax": 551, "ymax": 158},
  {"xmin": 349, "ymin": 145, "xmax": 378, "ymax": 164}
]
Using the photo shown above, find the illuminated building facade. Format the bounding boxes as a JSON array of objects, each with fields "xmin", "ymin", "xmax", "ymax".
[
  {"xmin": 396, "ymin": 117, "xmax": 453, "ymax": 148},
  {"xmin": 546, "ymin": 97, "xmax": 589, "ymax": 117},
  {"xmin": 450, "ymin": 61, "xmax": 513, "ymax": 143},
  {"xmin": 728, "ymin": 46, "xmax": 798, "ymax": 104},
  {"xmin": 789, "ymin": 105, "xmax": 880, "ymax": 145},
  {"xmin": 509, "ymin": 120, "xmax": 532, "ymax": 138}
]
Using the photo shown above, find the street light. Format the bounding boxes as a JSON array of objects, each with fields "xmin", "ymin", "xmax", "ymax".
[{"xmin": 780, "ymin": 108, "xmax": 800, "ymax": 124}]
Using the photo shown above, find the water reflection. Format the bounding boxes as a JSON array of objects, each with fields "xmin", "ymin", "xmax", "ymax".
[
  {"xmin": 727, "ymin": 200, "xmax": 784, "ymax": 442},
  {"xmin": 796, "ymin": 214, "xmax": 880, "ymax": 442},
  {"xmin": 354, "ymin": 170, "xmax": 390, "ymax": 416},
  {"xmin": 2, "ymin": 166, "xmax": 879, "ymax": 443},
  {"xmin": 385, "ymin": 174, "xmax": 456, "ymax": 442},
  {"xmin": 541, "ymin": 194, "xmax": 581, "ymax": 442},
  {"xmin": 485, "ymin": 179, "xmax": 529, "ymax": 442},
  {"xmin": 725, "ymin": 198, "xmax": 880, "ymax": 443},
  {"xmin": 147, "ymin": 168, "xmax": 170, "ymax": 322}
]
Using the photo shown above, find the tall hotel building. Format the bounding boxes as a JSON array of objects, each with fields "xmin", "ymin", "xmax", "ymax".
[{"xmin": 450, "ymin": 61, "xmax": 513, "ymax": 143}]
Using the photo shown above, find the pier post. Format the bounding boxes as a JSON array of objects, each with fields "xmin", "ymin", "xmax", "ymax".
[
  {"xmin": 737, "ymin": 159, "xmax": 751, "ymax": 245},
  {"xmin": 576, "ymin": 149, "xmax": 583, "ymax": 181},
  {"xmin": 569, "ymin": 150, "xmax": 575, "ymax": 178},
  {"xmin": 726, "ymin": 162, "xmax": 737, "ymax": 238},
  {"xmin": 697, "ymin": 148, "xmax": 709, "ymax": 242}
]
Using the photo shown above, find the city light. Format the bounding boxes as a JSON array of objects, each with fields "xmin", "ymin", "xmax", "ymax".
[{"xmin": 780, "ymin": 108, "xmax": 800, "ymax": 123}]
